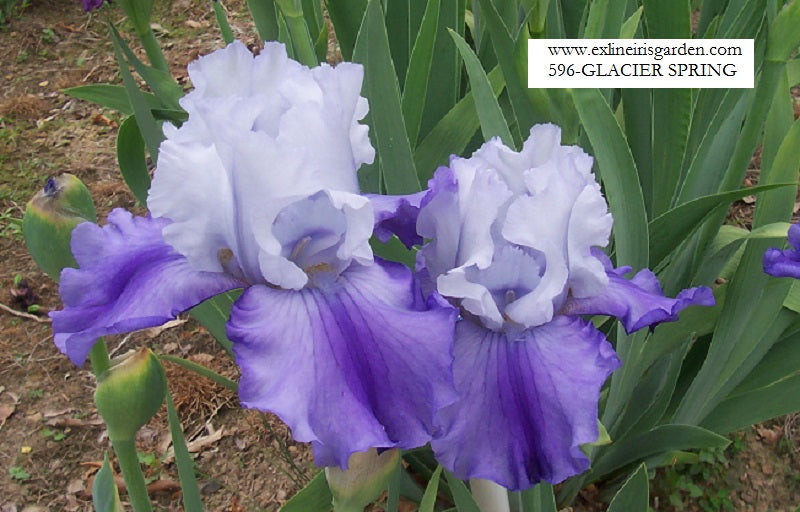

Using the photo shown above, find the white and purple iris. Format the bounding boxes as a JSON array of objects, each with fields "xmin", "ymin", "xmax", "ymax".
[
  {"xmin": 380, "ymin": 125, "xmax": 715, "ymax": 490},
  {"xmin": 764, "ymin": 223, "xmax": 800, "ymax": 278},
  {"xmin": 50, "ymin": 41, "xmax": 457, "ymax": 467},
  {"xmin": 50, "ymin": 41, "xmax": 714, "ymax": 490}
]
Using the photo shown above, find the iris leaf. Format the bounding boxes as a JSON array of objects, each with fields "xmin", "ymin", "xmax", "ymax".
[
  {"xmin": 402, "ymin": 0, "xmax": 440, "ymax": 147},
  {"xmin": 444, "ymin": 470, "xmax": 481, "ymax": 512},
  {"xmin": 280, "ymin": 471, "xmax": 332, "ymax": 512},
  {"xmin": 353, "ymin": 0, "xmax": 420, "ymax": 194},
  {"xmin": 109, "ymin": 26, "xmax": 164, "ymax": 167},
  {"xmin": 246, "ymin": 0, "xmax": 279, "ymax": 41},
  {"xmin": 166, "ymin": 392, "xmax": 204, "ymax": 511},
  {"xmin": 189, "ymin": 290, "xmax": 243, "ymax": 358},
  {"xmin": 414, "ymin": 66, "xmax": 505, "ymax": 182},
  {"xmin": 418, "ymin": 466, "xmax": 442, "ymax": 512},
  {"xmin": 62, "ymin": 84, "xmax": 161, "ymax": 115},
  {"xmin": 116, "ymin": 116, "xmax": 151, "ymax": 205},
  {"xmin": 448, "ymin": 29, "xmax": 513, "ymax": 147},
  {"xmin": 158, "ymin": 354, "xmax": 238, "ymax": 392},
  {"xmin": 607, "ymin": 464, "xmax": 648, "ymax": 512},
  {"xmin": 510, "ymin": 482, "xmax": 557, "ymax": 512},
  {"xmin": 588, "ymin": 425, "xmax": 729, "ymax": 481},
  {"xmin": 648, "ymin": 183, "xmax": 793, "ymax": 269},
  {"xmin": 573, "ymin": 87, "xmax": 648, "ymax": 270}
]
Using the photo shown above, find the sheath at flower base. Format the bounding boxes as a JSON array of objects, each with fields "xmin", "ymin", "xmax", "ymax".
[
  {"xmin": 763, "ymin": 223, "xmax": 800, "ymax": 278},
  {"xmin": 403, "ymin": 124, "xmax": 715, "ymax": 491},
  {"xmin": 49, "ymin": 41, "xmax": 457, "ymax": 468}
]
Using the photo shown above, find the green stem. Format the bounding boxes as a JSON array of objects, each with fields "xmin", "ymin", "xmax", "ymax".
[
  {"xmin": 137, "ymin": 27, "xmax": 170, "ymax": 73},
  {"xmin": 212, "ymin": 1, "xmax": 235, "ymax": 45},
  {"xmin": 113, "ymin": 438, "xmax": 152, "ymax": 512},
  {"xmin": 89, "ymin": 340, "xmax": 111, "ymax": 377},
  {"xmin": 275, "ymin": 0, "xmax": 318, "ymax": 67}
]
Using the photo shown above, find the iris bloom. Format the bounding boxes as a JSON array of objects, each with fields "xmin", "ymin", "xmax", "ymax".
[
  {"xmin": 763, "ymin": 223, "xmax": 800, "ymax": 278},
  {"xmin": 386, "ymin": 125, "xmax": 715, "ymax": 490},
  {"xmin": 50, "ymin": 41, "xmax": 457, "ymax": 467}
]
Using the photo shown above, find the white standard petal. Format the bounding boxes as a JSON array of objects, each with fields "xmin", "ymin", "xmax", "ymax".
[
  {"xmin": 418, "ymin": 123, "xmax": 613, "ymax": 331},
  {"xmin": 149, "ymin": 139, "xmax": 235, "ymax": 275},
  {"xmin": 502, "ymin": 171, "xmax": 573, "ymax": 327},
  {"xmin": 149, "ymin": 41, "xmax": 376, "ymax": 289},
  {"xmin": 184, "ymin": 40, "xmax": 255, "ymax": 101},
  {"xmin": 449, "ymin": 162, "xmax": 514, "ymax": 269},
  {"xmin": 568, "ymin": 179, "xmax": 613, "ymax": 298}
]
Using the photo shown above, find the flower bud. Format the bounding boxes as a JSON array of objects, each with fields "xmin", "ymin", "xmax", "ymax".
[
  {"xmin": 23, "ymin": 174, "xmax": 96, "ymax": 282},
  {"xmin": 94, "ymin": 348, "xmax": 166, "ymax": 442},
  {"xmin": 325, "ymin": 449, "xmax": 400, "ymax": 512}
]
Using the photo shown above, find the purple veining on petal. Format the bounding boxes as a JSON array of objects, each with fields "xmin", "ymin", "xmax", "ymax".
[
  {"xmin": 431, "ymin": 316, "xmax": 619, "ymax": 490},
  {"xmin": 763, "ymin": 223, "xmax": 800, "ymax": 279},
  {"xmin": 50, "ymin": 209, "xmax": 242, "ymax": 365},
  {"xmin": 228, "ymin": 260, "xmax": 457, "ymax": 468}
]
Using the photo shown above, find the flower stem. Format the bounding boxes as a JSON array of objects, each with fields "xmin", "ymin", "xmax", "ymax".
[
  {"xmin": 137, "ymin": 27, "xmax": 170, "ymax": 73},
  {"xmin": 469, "ymin": 479, "xmax": 510, "ymax": 512},
  {"xmin": 113, "ymin": 438, "xmax": 152, "ymax": 512},
  {"xmin": 89, "ymin": 340, "xmax": 110, "ymax": 377}
]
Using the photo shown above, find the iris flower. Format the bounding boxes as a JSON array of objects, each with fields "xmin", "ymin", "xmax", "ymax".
[
  {"xmin": 383, "ymin": 125, "xmax": 715, "ymax": 490},
  {"xmin": 763, "ymin": 223, "xmax": 800, "ymax": 278},
  {"xmin": 50, "ymin": 41, "xmax": 457, "ymax": 467}
]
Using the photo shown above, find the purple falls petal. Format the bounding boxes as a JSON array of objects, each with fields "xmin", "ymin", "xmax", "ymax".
[
  {"xmin": 228, "ymin": 260, "xmax": 457, "ymax": 468},
  {"xmin": 763, "ymin": 223, "xmax": 800, "ymax": 278},
  {"xmin": 431, "ymin": 316, "xmax": 619, "ymax": 490},
  {"xmin": 559, "ymin": 249, "xmax": 714, "ymax": 333},
  {"xmin": 562, "ymin": 268, "xmax": 714, "ymax": 334},
  {"xmin": 50, "ymin": 209, "xmax": 243, "ymax": 366},
  {"xmin": 368, "ymin": 191, "xmax": 428, "ymax": 248}
]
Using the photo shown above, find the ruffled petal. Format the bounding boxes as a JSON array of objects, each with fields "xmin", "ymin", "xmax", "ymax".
[
  {"xmin": 432, "ymin": 316, "xmax": 619, "ymax": 490},
  {"xmin": 417, "ymin": 165, "xmax": 513, "ymax": 279},
  {"xmin": 368, "ymin": 190, "xmax": 428, "ymax": 248},
  {"xmin": 150, "ymin": 41, "xmax": 375, "ymax": 287},
  {"xmin": 416, "ymin": 167, "xmax": 462, "ymax": 278},
  {"xmin": 228, "ymin": 260, "xmax": 457, "ymax": 468},
  {"xmin": 50, "ymin": 210, "xmax": 242, "ymax": 366},
  {"xmin": 763, "ymin": 223, "xmax": 800, "ymax": 278},
  {"xmin": 562, "ymin": 252, "xmax": 714, "ymax": 333}
]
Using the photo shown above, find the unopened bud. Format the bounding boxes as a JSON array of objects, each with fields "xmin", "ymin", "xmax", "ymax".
[
  {"xmin": 23, "ymin": 174, "xmax": 96, "ymax": 281},
  {"xmin": 95, "ymin": 348, "xmax": 166, "ymax": 442}
]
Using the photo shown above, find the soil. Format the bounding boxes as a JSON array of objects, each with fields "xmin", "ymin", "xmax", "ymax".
[{"xmin": 0, "ymin": 1, "xmax": 798, "ymax": 511}]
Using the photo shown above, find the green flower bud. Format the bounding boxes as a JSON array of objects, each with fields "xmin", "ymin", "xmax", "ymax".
[
  {"xmin": 23, "ymin": 174, "xmax": 96, "ymax": 282},
  {"xmin": 95, "ymin": 349, "xmax": 166, "ymax": 442},
  {"xmin": 325, "ymin": 448, "xmax": 400, "ymax": 512}
]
